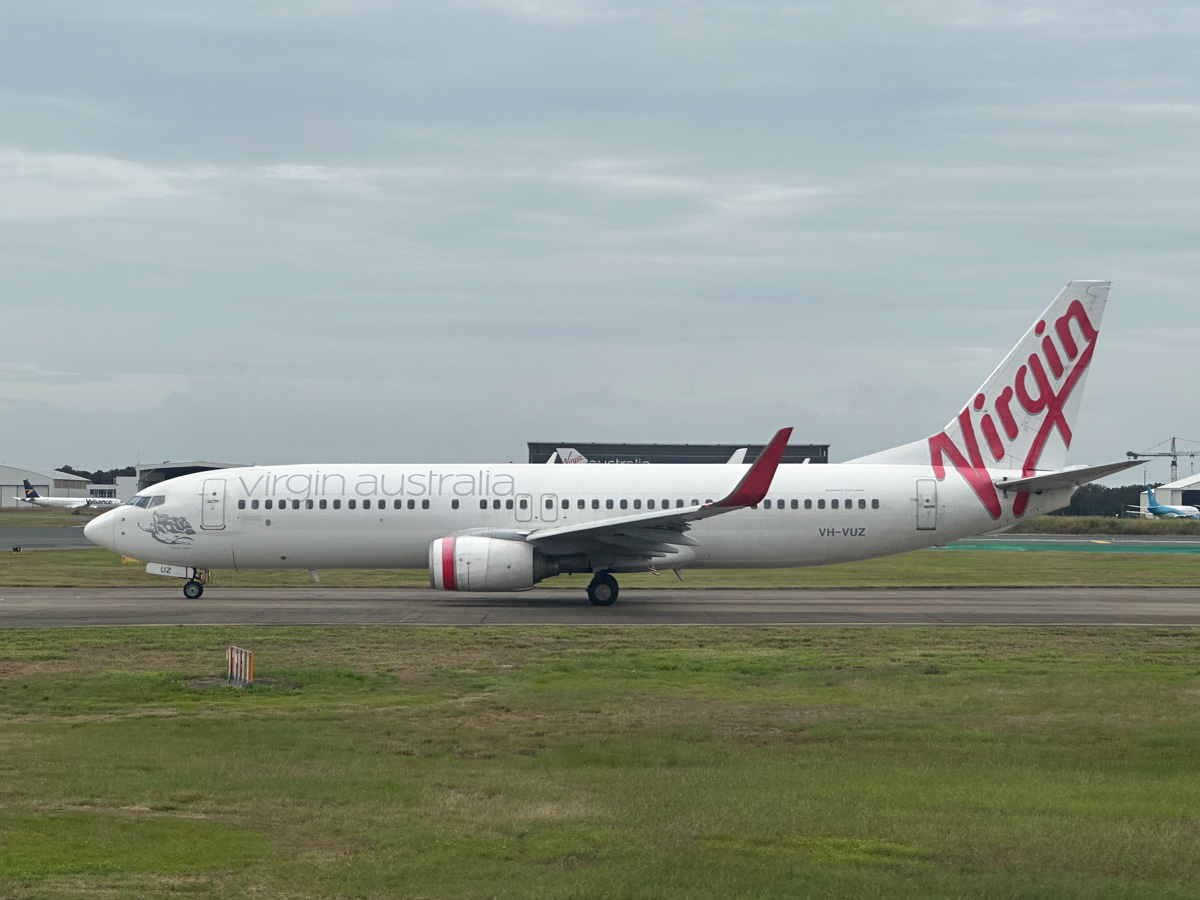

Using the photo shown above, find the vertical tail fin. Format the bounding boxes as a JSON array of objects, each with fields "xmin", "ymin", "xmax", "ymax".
[
  {"xmin": 850, "ymin": 281, "xmax": 1110, "ymax": 516},
  {"xmin": 23, "ymin": 480, "xmax": 39, "ymax": 500},
  {"xmin": 556, "ymin": 448, "xmax": 589, "ymax": 464}
]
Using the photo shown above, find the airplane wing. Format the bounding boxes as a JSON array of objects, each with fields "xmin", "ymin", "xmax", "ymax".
[
  {"xmin": 993, "ymin": 459, "xmax": 1144, "ymax": 495},
  {"xmin": 523, "ymin": 428, "xmax": 792, "ymax": 562}
]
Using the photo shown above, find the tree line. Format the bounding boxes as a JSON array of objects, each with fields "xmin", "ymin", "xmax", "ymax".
[
  {"xmin": 57, "ymin": 465, "xmax": 136, "ymax": 484},
  {"xmin": 1048, "ymin": 483, "xmax": 1149, "ymax": 517}
]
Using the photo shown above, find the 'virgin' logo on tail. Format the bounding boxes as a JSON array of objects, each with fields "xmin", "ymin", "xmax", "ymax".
[{"xmin": 929, "ymin": 299, "xmax": 1098, "ymax": 519}]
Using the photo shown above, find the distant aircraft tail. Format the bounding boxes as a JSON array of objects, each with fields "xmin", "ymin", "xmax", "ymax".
[
  {"xmin": 851, "ymin": 281, "xmax": 1111, "ymax": 518},
  {"xmin": 556, "ymin": 448, "xmax": 589, "ymax": 464},
  {"xmin": 1147, "ymin": 487, "xmax": 1159, "ymax": 508},
  {"xmin": 22, "ymin": 480, "xmax": 40, "ymax": 500}
]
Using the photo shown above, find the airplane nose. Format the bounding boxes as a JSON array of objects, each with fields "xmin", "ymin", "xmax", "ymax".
[{"xmin": 84, "ymin": 509, "xmax": 117, "ymax": 552}]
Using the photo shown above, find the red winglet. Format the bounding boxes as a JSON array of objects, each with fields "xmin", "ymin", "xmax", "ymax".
[{"xmin": 714, "ymin": 427, "xmax": 793, "ymax": 508}]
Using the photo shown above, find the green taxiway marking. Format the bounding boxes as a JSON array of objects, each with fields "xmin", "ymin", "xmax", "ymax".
[{"xmin": 947, "ymin": 541, "xmax": 1200, "ymax": 554}]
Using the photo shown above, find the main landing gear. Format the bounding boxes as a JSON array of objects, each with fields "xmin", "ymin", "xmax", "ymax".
[
  {"xmin": 587, "ymin": 572, "xmax": 619, "ymax": 606},
  {"xmin": 183, "ymin": 580, "xmax": 204, "ymax": 600}
]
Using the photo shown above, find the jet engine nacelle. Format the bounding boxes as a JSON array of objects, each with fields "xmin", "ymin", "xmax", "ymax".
[{"xmin": 429, "ymin": 535, "xmax": 556, "ymax": 591}]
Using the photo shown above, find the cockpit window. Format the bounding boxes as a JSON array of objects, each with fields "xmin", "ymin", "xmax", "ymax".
[
  {"xmin": 148, "ymin": 496, "xmax": 165, "ymax": 509},
  {"xmin": 130, "ymin": 495, "xmax": 165, "ymax": 509},
  {"xmin": 131, "ymin": 496, "xmax": 151, "ymax": 508}
]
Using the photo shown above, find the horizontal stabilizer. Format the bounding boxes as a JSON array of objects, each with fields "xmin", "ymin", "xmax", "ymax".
[{"xmin": 993, "ymin": 459, "xmax": 1143, "ymax": 495}]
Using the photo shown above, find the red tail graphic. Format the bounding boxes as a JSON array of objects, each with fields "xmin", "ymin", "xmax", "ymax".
[{"xmin": 929, "ymin": 296, "xmax": 1101, "ymax": 519}]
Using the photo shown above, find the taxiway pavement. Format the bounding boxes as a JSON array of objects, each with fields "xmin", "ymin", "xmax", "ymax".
[{"xmin": 1, "ymin": 586, "xmax": 1198, "ymax": 628}]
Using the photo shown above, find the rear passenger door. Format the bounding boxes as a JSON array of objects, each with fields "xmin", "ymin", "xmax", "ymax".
[{"xmin": 916, "ymin": 479, "xmax": 937, "ymax": 530}]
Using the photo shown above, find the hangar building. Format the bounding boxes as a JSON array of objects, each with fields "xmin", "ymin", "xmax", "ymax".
[
  {"xmin": 528, "ymin": 442, "xmax": 829, "ymax": 465},
  {"xmin": 0, "ymin": 465, "xmax": 92, "ymax": 509},
  {"xmin": 136, "ymin": 461, "xmax": 248, "ymax": 492},
  {"xmin": 1138, "ymin": 473, "xmax": 1200, "ymax": 516}
]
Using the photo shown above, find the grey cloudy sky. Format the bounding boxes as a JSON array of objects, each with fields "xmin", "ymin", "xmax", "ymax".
[{"xmin": 2, "ymin": 1, "xmax": 1198, "ymax": 481}]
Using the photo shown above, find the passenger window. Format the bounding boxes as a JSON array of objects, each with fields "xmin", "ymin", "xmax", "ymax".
[
  {"xmin": 480, "ymin": 499, "xmax": 488, "ymax": 510},
  {"xmin": 293, "ymin": 500, "xmax": 300, "ymax": 510},
  {"xmin": 606, "ymin": 499, "xmax": 614, "ymax": 509},
  {"xmin": 633, "ymin": 499, "xmax": 641, "ymax": 510},
  {"xmin": 546, "ymin": 498, "xmax": 554, "ymax": 510},
  {"xmin": 265, "ymin": 499, "xmax": 273, "ymax": 510},
  {"xmin": 817, "ymin": 499, "xmax": 825, "ymax": 509},
  {"xmin": 578, "ymin": 499, "xmax": 585, "ymax": 510},
  {"xmin": 776, "ymin": 499, "xmax": 783, "ymax": 509},
  {"xmin": 408, "ymin": 499, "xmax": 416, "ymax": 510},
  {"xmin": 251, "ymin": 499, "xmax": 259, "ymax": 510},
  {"xmin": 620, "ymin": 499, "xmax": 628, "ymax": 510},
  {"xmin": 349, "ymin": 499, "xmax": 357, "ymax": 510},
  {"xmin": 421, "ymin": 499, "xmax": 429, "ymax": 509},
  {"xmin": 831, "ymin": 499, "xmax": 839, "ymax": 509},
  {"xmin": 452, "ymin": 499, "xmax": 459, "ymax": 509},
  {"xmin": 805, "ymin": 499, "xmax": 812, "ymax": 509},
  {"xmin": 364, "ymin": 499, "xmax": 372, "ymax": 510},
  {"xmin": 320, "ymin": 499, "xmax": 327, "ymax": 509},
  {"xmin": 394, "ymin": 500, "xmax": 401, "ymax": 509},
  {"xmin": 691, "ymin": 499, "xmax": 700, "ymax": 506},
  {"xmin": 238, "ymin": 499, "xmax": 246, "ymax": 510},
  {"xmin": 306, "ymin": 499, "xmax": 313, "ymax": 509},
  {"xmin": 592, "ymin": 499, "xmax": 599, "ymax": 509},
  {"xmin": 333, "ymin": 499, "xmax": 341, "ymax": 509},
  {"xmin": 764, "ymin": 500, "xmax": 772, "ymax": 509},
  {"xmin": 676, "ymin": 500, "xmax": 684, "ymax": 508},
  {"xmin": 663, "ymin": 499, "xmax": 670, "ymax": 509},
  {"xmin": 791, "ymin": 499, "xmax": 798, "ymax": 509},
  {"xmin": 494, "ymin": 499, "xmax": 501, "ymax": 509},
  {"xmin": 506, "ymin": 499, "xmax": 513, "ymax": 510},
  {"xmin": 858, "ymin": 499, "xmax": 866, "ymax": 509},
  {"xmin": 872, "ymin": 499, "xmax": 880, "ymax": 509},
  {"xmin": 648, "ymin": 500, "xmax": 656, "ymax": 510},
  {"xmin": 519, "ymin": 498, "xmax": 528, "ymax": 510}
]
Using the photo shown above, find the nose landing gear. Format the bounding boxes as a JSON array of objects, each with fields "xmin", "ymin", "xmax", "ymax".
[
  {"xmin": 586, "ymin": 572, "xmax": 619, "ymax": 606},
  {"xmin": 144, "ymin": 563, "xmax": 210, "ymax": 599}
]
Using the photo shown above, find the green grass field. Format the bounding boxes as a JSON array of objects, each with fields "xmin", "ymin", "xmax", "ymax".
[{"xmin": 2, "ymin": 626, "xmax": 1200, "ymax": 899}]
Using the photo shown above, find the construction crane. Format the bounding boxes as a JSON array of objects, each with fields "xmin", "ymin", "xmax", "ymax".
[{"xmin": 1126, "ymin": 437, "xmax": 1200, "ymax": 484}]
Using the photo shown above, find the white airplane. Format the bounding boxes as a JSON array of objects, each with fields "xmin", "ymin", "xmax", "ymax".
[
  {"xmin": 1142, "ymin": 486, "xmax": 1200, "ymax": 519},
  {"xmin": 85, "ymin": 281, "xmax": 1140, "ymax": 605},
  {"xmin": 16, "ymin": 480, "xmax": 121, "ymax": 509}
]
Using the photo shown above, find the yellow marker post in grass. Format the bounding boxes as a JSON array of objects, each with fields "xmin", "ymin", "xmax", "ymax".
[{"xmin": 226, "ymin": 646, "xmax": 254, "ymax": 686}]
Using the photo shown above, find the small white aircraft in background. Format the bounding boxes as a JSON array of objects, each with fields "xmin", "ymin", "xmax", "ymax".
[
  {"xmin": 86, "ymin": 281, "xmax": 1141, "ymax": 604},
  {"xmin": 1140, "ymin": 487, "xmax": 1200, "ymax": 519},
  {"xmin": 16, "ymin": 480, "xmax": 120, "ymax": 510}
]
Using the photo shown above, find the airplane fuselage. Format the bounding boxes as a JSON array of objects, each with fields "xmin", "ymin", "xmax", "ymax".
[
  {"xmin": 87, "ymin": 461, "xmax": 1071, "ymax": 573},
  {"xmin": 16, "ymin": 497, "xmax": 119, "ymax": 510},
  {"xmin": 1149, "ymin": 505, "xmax": 1200, "ymax": 519}
]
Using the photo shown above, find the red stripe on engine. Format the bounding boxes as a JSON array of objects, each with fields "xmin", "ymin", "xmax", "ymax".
[{"xmin": 441, "ymin": 537, "xmax": 457, "ymax": 591}]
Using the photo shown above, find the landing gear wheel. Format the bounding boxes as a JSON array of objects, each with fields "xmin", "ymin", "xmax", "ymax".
[
  {"xmin": 587, "ymin": 572, "xmax": 619, "ymax": 606},
  {"xmin": 183, "ymin": 580, "xmax": 204, "ymax": 600}
]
